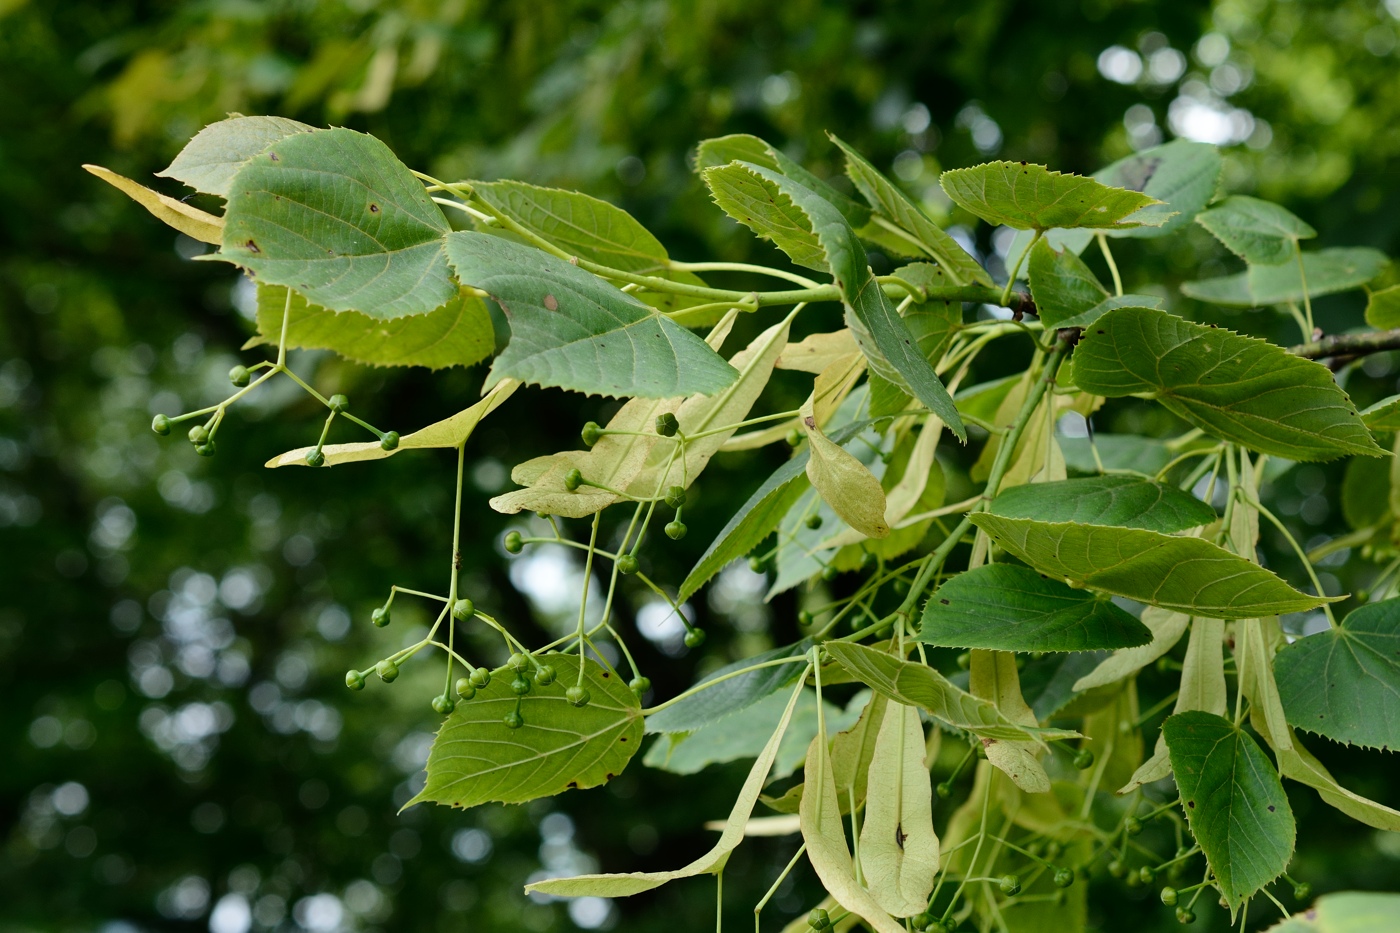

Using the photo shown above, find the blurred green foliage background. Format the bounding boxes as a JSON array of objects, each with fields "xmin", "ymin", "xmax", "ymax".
[{"xmin": 4, "ymin": 1, "xmax": 1400, "ymax": 932}]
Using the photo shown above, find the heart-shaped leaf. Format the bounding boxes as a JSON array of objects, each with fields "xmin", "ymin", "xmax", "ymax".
[
  {"xmin": 446, "ymin": 232, "xmax": 736, "ymax": 398},
  {"xmin": 1072, "ymin": 307, "xmax": 1380, "ymax": 461},
  {"xmin": 919, "ymin": 563, "xmax": 1152, "ymax": 652},
  {"xmin": 940, "ymin": 161, "xmax": 1165, "ymax": 231},
  {"xmin": 969, "ymin": 513, "xmax": 1333, "ymax": 619},
  {"xmin": 988, "ymin": 475, "xmax": 1216, "ymax": 533},
  {"xmin": 1274, "ymin": 599, "xmax": 1400, "ymax": 751},
  {"xmin": 220, "ymin": 127, "xmax": 457, "ymax": 318},
  {"xmin": 1181, "ymin": 247, "xmax": 1387, "ymax": 306},
  {"xmin": 407, "ymin": 654, "xmax": 641, "ymax": 810},
  {"xmin": 1162, "ymin": 711, "xmax": 1295, "ymax": 915},
  {"xmin": 158, "ymin": 114, "xmax": 314, "ymax": 197},
  {"xmin": 1196, "ymin": 196, "xmax": 1317, "ymax": 266}
]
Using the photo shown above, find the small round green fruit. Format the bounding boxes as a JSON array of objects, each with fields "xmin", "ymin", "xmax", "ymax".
[
  {"xmin": 379, "ymin": 431, "xmax": 399, "ymax": 451},
  {"xmin": 564, "ymin": 468, "xmax": 583, "ymax": 491},
  {"xmin": 469, "ymin": 667, "xmax": 491, "ymax": 688},
  {"xmin": 452, "ymin": 598, "xmax": 475, "ymax": 622},
  {"xmin": 432, "ymin": 694, "xmax": 455, "ymax": 715},
  {"xmin": 999, "ymin": 874, "xmax": 1021, "ymax": 896},
  {"xmin": 229, "ymin": 365, "xmax": 251, "ymax": 387},
  {"xmin": 328, "ymin": 394, "xmax": 349, "ymax": 413},
  {"xmin": 617, "ymin": 554, "xmax": 639, "ymax": 575},
  {"xmin": 628, "ymin": 676, "xmax": 650, "ymax": 695},
  {"xmin": 305, "ymin": 449, "xmax": 325, "ymax": 468},
  {"xmin": 345, "ymin": 670, "xmax": 365, "ymax": 690},
  {"xmin": 504, "ymin": 709, "xmax": 524, "ymax": 729},
  {"xmin": 683, "ymin": 628, "xmax": 706, "ymax": 649},
  {"xmin": 376, "ymin": 659, "xmax": 399, "ymax": 683},
  {"xmin": 455, "ymin": 677, "xmax": 476, "ymax": 700},
  {"xmin": 655, "ymin": 412, "xmax": 679, "ymax": 437},
  {"xmin": 504, "ymin": 531, "xmax": 524, "ymax": 554},
  {"xmin": 1160, "ymin": 886, "xmax": 1178, "ymax": 906},
  {"xmin": 581, "ymin": 421, "xmax": 602, "ymax": 446},
  {"xmin": 664, "ymin": 520, "xmax": 687, "ymax": 540},
  {"xmin": 1073, "ymin": 748, "xmax": 1095, "ymax": 770},
  {"xmin": 566, "ymin": 686, "xmax": 591, "ymax": 707},
  {"xmin": 371, "ymin": 607, "xmax": 390, "ymax": 628},
  {"xmin": 151, "ymin": 414, "xmax": 172, "ymax": 436},
  {"xmin": 1053, "ymin": 869, "xmax": 1074, "ymax": 889},
  {"xmin": 665, "ymin": 485, "xmax": 686, "ymax": 509},
  {"xmin": 534, "ymin": 665, "xmax": 556, "ymax": 687}
]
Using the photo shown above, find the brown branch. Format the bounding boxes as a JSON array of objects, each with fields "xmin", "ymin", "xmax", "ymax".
[{"xmin": 1290, "ymin": 328, "xmax": 1400, "ymax": 362}]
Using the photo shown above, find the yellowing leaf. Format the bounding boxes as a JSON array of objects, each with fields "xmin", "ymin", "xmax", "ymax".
[
  {"xmin": 526, "ymin": 667, "xmax": 810, "ymax": 898},
  {"xmin": 776, "ymin": 329, "xmax": 860, "ymax": 374},
  {"xmin": 84, "ymin": 164, "xmax": 224, "ymax": 244},
  {"xmin": 799, "ymin": 735, "xmax": 905, "ymax": 933},
  {"xmin": 1072, "ymin": 607, "xmax": 1189, "ymax": 692},
  {"xmin": 970, "ymin": 650, "xmax": 1050, "ymax": 793},
  {"xmin": 266, "ymin": 379, "xmax": 517, "ymax": 468},
  {"xmin": 858, "ymin": 703, "xmax": 939, "ymax": 917},
  {"xmin": 802, "ymin": 401, "xmax": 889, "ymax": 540}
]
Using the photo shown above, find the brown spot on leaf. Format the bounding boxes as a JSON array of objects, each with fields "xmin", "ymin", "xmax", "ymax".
[
  {"xmin": 1187, "ymin": 800, "xmax": 1196, "ymax": 808},
  {"xmin": 601, "ymin": 672, "xmax": 610, "ymax": 678},
  {"xmin": 940, "ymin": 598, "xmax": 950, "ymax": 605},
  {"xmin": 895, "ymin": 826, "xmax": 907, "ymax": 849},
  {"xmin": 245, "ymin": 240, "xmax": 260, "ymax": 254},
  {"xmin": 369, "ymin": 203, "xmax": 380, "ymax": 213},
  {"xmin": 1268, "ymin": 805, "xmax": 1275, "ymax": 812},
  {"xmin": 268, "ymin": 152, "xmax": 278, "ymax": 161},
  {"xmin": 543, "ymin": 294, "xmax": 558, "ymax": 311}
]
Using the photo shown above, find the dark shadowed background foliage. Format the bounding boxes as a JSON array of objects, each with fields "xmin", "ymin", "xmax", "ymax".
[{"xmin": 4, "ymin": 2, "xmax": 1400, "ymax": 932}]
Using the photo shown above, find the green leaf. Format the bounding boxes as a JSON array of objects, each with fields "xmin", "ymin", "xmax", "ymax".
[
  {"xmin": 1181, "ymin": 247, "xmax": 1388, "ymax": 307},
  {"xmin": 1274, "ymin": 599, "xmax": 1400, "ymax": 751},
  {"xmin": 1161, "ymin": 710, "xmax": 1295, "ymax": 914},
  {"xmin": 469, "ymin": 178, "xmax": 719, "ymax": 320},
  {"xmin": 445, "ymin": 232, "xmax": 736, "ymax": 398},
  {"xmin": 219, "ymin": 127, "xmax": 457, "ymax": 318},
  {"xmin": 1265, "ymin": 892, "xmax": 1400, "ymax": 933},
  {"xmin": 1072, "ymin": 607, "xmax": 1190, "ymax": 692},
  {"xmin": 739, "ymin": 162, "xmax": 967, "ymax": 440},
  {"xmin": 265, "ymin": 379, "xmax": 517, "ymax": 468},
  {"xmin": 822, "ymin": 643, "xmax": 1075, "ymax": 742},
  {"xmin": 701, "ymin": 162, "xmax": 828, "ymax": 271},
  {"xmin": 799, "ymin": 735, "xmax": 907, "ymax": 933},
  {"xmin": 1093, "ymin": 139, "xmax": 1223, "ymax": 240},
  {"xmin": 1026, "ymin": 237, "xmax": 1163, "ymax": 329},
  {"xmin": 969, "ymin": 514, "xmax": 1333, "ymax": 619},
  {"xmin": 84, "ymin": 164, "xmax": 224, "ymax": 245},
  {"xmin": 831, "ymin": 134, "xmax": 991, "ymax": 287},
  {"xmin": 694, "ymin": 134, "xmax": 781, "ymax": 172},
  {"xmin": 1003, "ymin": 139, "xmax": 1224, "ymax": 257},
  {"xmin": 678, "ymin": 456, "xmax": 810, "ymax": 602},
  {"xmin": 526, "ymin": 670, "xmax": 810, "ymax": 898},
  {"xmin": 643, "ymin": 686, "xmax": 858, "ymax": 778},
  {"xmin": 248, "ymin": 284, "xmax": 494, "ymax": 370},
  {"xmin": 1364, "ymin": 284, "xmax": 1400, "ymax": 329},
  {"xmin": 407, "ymin": 653, "xmax": 641, "ymax": 810},
  {"xmin": 1197, "ymin": 196, "xmax": 1317, "ymax": 266},
  {"xmin": 988, "ymin": 475, "xmax": 1216, "ymax": 532},
  {"xmin": 1361, "ymin": 395, "xmax": 1400, "ymax": 434},
  {"xmin": 939, "ymin": 161, "xmax": 1164, "ymax": 231},
  {"xmin": 858, "ymin": 702, "xmax": 939, "ymax": 917},
  {"xmin": 1071, "ymin": 307, "xmax": 1381, "ymax": 461},
  {"xmin": 1060, "ymin": 433, "xmax": 1173, "ymax": 475},
  {"xmin": 919, "ymin": 563, "xmax": 1152, "ymax": 653},
  {"xmin": 645, "ymin": 640, "xmax": 813, "ymax": 734},
  {"xmin": 1028, "ymin": 237, "xmax": 1107, "ymax": 324},
  {"xmin": 157, "ymin": 114, "xmax": 314, "ymax": 197}
]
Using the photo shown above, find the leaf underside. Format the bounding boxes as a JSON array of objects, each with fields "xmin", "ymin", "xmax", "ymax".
[
  {"xmin": 988, "ymin": 475, "xmax": 1216, "ymax": 533},
  {"xmin": 408, "ymin": 654, "xmax": 642, "ymax": 810}
]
